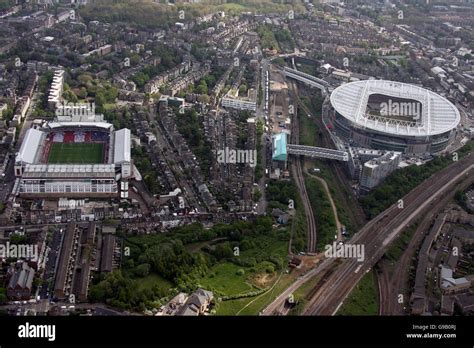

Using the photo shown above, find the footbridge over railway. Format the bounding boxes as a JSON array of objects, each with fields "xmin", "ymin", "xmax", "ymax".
[
  {"xmin": 272, "ymin": 132, "xmax": 348, "ymax": 162},
  {"xmin": 287, "ymin": 144, "xmax": 348, "ymax": 161},
  {"xmin": 282, "ymin": 67, "xmax": 331, "ymax": 95}
]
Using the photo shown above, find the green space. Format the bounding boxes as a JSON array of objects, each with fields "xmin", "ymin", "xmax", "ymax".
[
  {"xmin": 199, "ymin": 262, "xmax": 255, "ymax": 297},
  {"xmin": 257, "ymin": 25, "xmax": 279, "ymax": 51},
  {"xmin": 265, "ymin": 179, "xmax": 306, "ymax": 252},
  {"xmin": 297, "ymin": 94, "xmax": 362, "ymax": 237},
  {"xmin": 79, "ymin": 0, "xmax": 303, "ymax": 30},
  {"xmin": 287, "ymin": 266, "xmax": 337, "ymax": 316},
  {"xmin": 274, "ymin": 28, "xmax": 295, "ymax": 53},
  {"xmin": 337, "ymin": 270, "xmax": 379, "ymax": 315},
  {"xmin": 132, "ymin": 145, "xmax": 162, "ymax": 195},
  {"xmin": 0, "ymin": 0, "xmax": 14, "ymax": 10},
  {"xmin": 172, "ymin": 109, "xmax": 212, "ymax": 179},
  {"xmin": 216, "ymin": 271, "xmax": 295, "ymax": 315},
  {"xmin": 298, "ymin": 108, "xmax": 319, "ymax": 147},
  {"xmin": 48, "ymin": 143, "xmax": 103, "ymax": 164},
  {"xmin": 305, "ymin": 176, "xmax": 337, "ymax": 251},
  {"xmin": 136, "ymin": 273, "xmax": 173, "ymax": 293},
  {"xmin": 90, "ymin": 218, "xmax": 291, "ymax": 314},
  {"xmin": 383, "ymin": 223, "xmax": 418, "ymax": 266}
]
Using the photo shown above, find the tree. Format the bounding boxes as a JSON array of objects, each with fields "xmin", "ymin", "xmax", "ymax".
[
  {"xmin": 197, "ymin": 94, "xmax": 210, "ymax": 104},
  {"xmin": 135, "ymin": 263, "xmax": 151, "ymax": 277},
  {"xmin": 253, "ymin": 189, "xmax": 262, "ymax": 202},
  {"xmin": 195, "ymin": 80, "xmax": 208, "ymax": 95}
]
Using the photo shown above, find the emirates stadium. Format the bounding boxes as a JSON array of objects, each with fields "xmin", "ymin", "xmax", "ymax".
[{"xmin": 329, "ymin": 80, "xmax": 460, "ymax": 154}]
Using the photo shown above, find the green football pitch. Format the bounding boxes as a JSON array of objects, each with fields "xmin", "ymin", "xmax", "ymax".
[{"xmin": 47, "ymin": 143, "xmax": 104, "ymax": 164}]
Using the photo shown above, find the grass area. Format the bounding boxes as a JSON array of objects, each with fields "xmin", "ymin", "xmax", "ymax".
[
  {"xmin": 296, "ymin": 63, "xmax": 316, "ymax": 76},
  {"xmin": 195, "ymin": 232, "xmax": 291, "ymax": 315},
  {"xmin": 337, "ymin": 270, "xmax": 379, "ymax": 315},
  {"xmin": 299, "ymin": 109, "xmax": 319, "ymax": 147},
  {"xmin": 291, "ymin": 193, "xmax": 308, "ymax": 253},
  {"xmin": 305, "ymin": 176, "xmax": 337, "ymax": 251},
  {"xmin": 136, "ymin": 273, "xmax": 173, "ymax": 292},
  {"xmin": 199, "ymin": 233, "xmax": 288, "ymax": 298},
  {"xmin": 199, "ymin": 262, "xmax": 255, "ymax": 297},
  {"xmin": 287, "ymin": 268, "xmax": 328, "ymax": 315},
  {"xmin": 384, "ymin": 223, "xmax": 418, "ymax": 266},
  {"xmin": 215, "ymin": 272, "xmax": 295, "ymax": 315},
  {"xmin": 48, "ymin": 142, "xmax": 103, "ymax": 164},
  {"xmin": 298, "ymin": 94, "xmax": 364, "ymax": 234},
  {"xmin": 265, "ymin": 179, "xmax": 306, "ymax": 253},
  {"xmin": 306, "ymin": 159, "xmax": 359, "ymax": 234}
]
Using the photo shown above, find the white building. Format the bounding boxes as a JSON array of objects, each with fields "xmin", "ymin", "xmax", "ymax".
[
  {"xmin": 48, "ymin": 69, "xmax": 64, "ymax": 108},
  {"xmin": 221, "ymin": 88, "xmax": 257, "ymax": 111},
  {"xmin": 360, "ymin": 151, "xmax": 401, "ymax": 191}
]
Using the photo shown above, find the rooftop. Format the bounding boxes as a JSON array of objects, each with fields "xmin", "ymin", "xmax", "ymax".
[{"xmin": 330, "ymin": 80, "xmax": 460, "ymax": 137}]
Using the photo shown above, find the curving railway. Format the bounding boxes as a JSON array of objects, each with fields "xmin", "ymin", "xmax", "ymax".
[
  {"xmin": 289, "ymin": 80, "xmax": 317, "ymax": 253},
  {"xmin": 303, "ymin": 154, "xmax": 474, "ymax": 315}
]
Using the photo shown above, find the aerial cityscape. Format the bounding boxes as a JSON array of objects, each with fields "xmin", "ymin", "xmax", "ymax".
[{"xmin": 0, "ymin": 0, "xmax": 473, "ymax": 341}]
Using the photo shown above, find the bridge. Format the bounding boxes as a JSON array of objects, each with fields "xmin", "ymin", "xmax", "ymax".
[
  {"xmin": 287, "ymin": 144, "xmax": 348, "ymax": 161},
  {"xmin": 282, "ymin": 67, "xmax": 330, "ymax": 94}
]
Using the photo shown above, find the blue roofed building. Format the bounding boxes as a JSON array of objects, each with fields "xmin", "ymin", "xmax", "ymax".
[{"xmin": 272, "ymin": 132, "xmax": 287, "ymax": 162}]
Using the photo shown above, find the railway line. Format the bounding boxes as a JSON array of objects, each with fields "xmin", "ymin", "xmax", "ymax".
[
  {"xmin": 378, "ymin": 173, "xmax": 473, "ymax": 315},
  {"xmin": 293, "ymin": 84, "xmax": 366, "ymax": 229},
  {"xmin": 303, "ymin": 155, "xmax": 474, "ymax": 315},
  {"xmin": 289, "ymin": 81, "xmax": 317, "ymax": 253}
]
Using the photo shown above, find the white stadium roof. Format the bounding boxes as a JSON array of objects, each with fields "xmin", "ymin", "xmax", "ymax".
[
  {"xmin": 114, "ymin": 128, "xmax": 131, "ymax": 164},
  {"xmin": 48, "ymin": 121, "xmax": 112, "ymax": 130},
  {"xmin": 16, "ymin": 128, "xmax": 43, "ymax": 164},
  {"xmin": 330, "ymin": 80, "xmax": 460, "ymax": 137}
]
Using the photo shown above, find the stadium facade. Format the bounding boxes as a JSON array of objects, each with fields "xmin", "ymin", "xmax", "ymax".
[
  {"xmin": 14, "ymin": 113, "xmax": 132, "ymax": 198},
  {"xmin": 329, "ymin": 80, "xmax": 460, "ymax": 154}
]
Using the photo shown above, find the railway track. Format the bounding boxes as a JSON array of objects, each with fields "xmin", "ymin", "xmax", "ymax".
[
  {"xmin": 379, "ymin": 174, "xmax": 473, "ymax": 315},
  {"xmin": 303, "ymin": 155, "xmax": 474, "ymax": 315},
  {"xmin": 296, "ymin": 92, "xmax": 367, "ymax": 228},
  {"xmin": 289, "ymin": 81, "xmax": 317, "ymax": 253}
]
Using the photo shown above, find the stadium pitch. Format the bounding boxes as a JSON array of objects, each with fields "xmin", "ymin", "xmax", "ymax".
[{"xmin": 48, "ymin": 143, "xmax": 104, "ymax": 164}]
